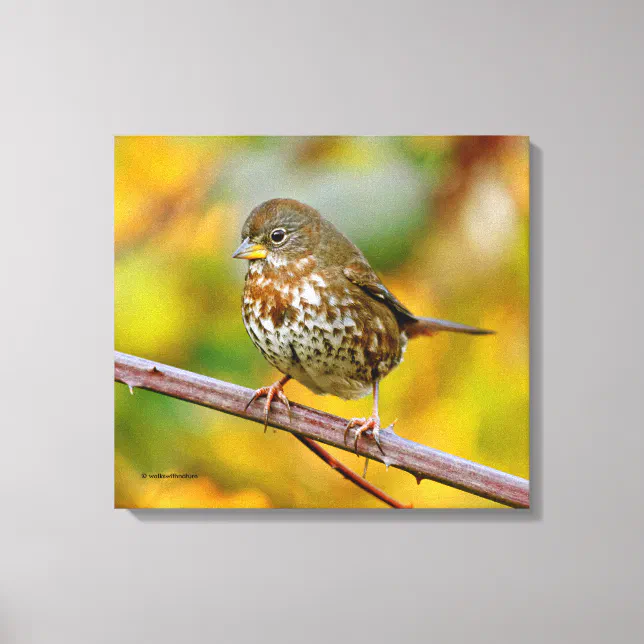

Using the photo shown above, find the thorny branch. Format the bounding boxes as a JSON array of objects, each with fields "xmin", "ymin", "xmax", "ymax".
[
  {"xmin": 115, "ymin": 351, "xmax": 530, "ymax": 509},
  {"xmin": 292, "ymin": 435, "xmax": 410, "ymax": 508}
]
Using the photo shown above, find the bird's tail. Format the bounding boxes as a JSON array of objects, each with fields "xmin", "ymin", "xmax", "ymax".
[{"xmin": 402, "ymin": 316, "xmax": 494, "ymax": 339}]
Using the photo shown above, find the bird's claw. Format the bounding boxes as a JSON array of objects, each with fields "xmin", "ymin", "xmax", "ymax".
[
  {"xmin": 245, "ymin": 381, "xmax": 291, "ymax": 433},
  {"xmin": 344, "ymin": 415, "xmax": 392, "ymax": 455}
]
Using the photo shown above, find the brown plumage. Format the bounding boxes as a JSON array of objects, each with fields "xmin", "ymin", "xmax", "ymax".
[{"xmin": 233, "ymin": 198, "xmax": 493, "ymax": 451}]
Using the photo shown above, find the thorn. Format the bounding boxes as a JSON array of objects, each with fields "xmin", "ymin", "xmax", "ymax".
[
  {"xmin": 150, "ymin": 365, "xmax": 161, "ymax": 374},
  {"xmin": 128, "ymin": 385, "xmax": 134, "ymax": 395},
  {"xmin": 415, "ymin": 475, "xmax": 423, "ymax": 485},
  {"xmin": 362, "ymin": 458, "xmax": 370, "ymax": 478}
]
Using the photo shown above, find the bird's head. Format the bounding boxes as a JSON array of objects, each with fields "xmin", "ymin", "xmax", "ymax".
[{"xmin": 233, "ymin": 198, "xmax": 321, "ymax": 268}]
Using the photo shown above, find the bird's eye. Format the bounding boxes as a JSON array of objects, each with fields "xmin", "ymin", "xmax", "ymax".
[{"xmin": 270, "ymin": 228, "xmax": 287, "ymax": 244}]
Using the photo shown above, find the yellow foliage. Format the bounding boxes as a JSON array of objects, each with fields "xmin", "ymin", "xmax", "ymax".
[{"xmin": 115, "ymin": 454, "xmax": 271, "ymax": 509}]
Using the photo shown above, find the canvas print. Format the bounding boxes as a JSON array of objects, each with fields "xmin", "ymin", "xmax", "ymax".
[{"xmin": 115, "ymin": 136, "xmax": 530, "ymax": 509}]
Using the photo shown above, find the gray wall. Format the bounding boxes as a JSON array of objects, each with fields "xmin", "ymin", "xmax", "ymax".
[{"xmin": 1, "ymin": 2, "xmax": 642, "ymax": 642}]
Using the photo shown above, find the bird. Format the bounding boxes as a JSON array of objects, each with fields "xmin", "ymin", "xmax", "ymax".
[{"xmin": 232, "ymin": 198, "xmax": 493, "ymax": 454}]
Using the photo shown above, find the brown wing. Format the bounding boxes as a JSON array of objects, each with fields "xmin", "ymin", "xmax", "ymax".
[
  {"xmin": 343, "ymin": 262, "xmax": 416, "ymax": 323},
  {"xmin": 343, "ymin": 261, "xmax": 494, "ymax": 337}
]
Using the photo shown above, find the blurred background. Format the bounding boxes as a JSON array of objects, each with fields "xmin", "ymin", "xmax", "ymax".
[{"xmin": 115, "ymin": 136, "xmax": 529, "ymax": 509}]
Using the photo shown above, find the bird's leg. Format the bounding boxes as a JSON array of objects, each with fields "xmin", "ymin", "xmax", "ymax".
[
  {"xmin": 344, "ymin": 382, "xmax": 393, "ymax": 456},
  {"xmin": 245, "ymin": 375, "xmax": 292, "ymax": 433}
]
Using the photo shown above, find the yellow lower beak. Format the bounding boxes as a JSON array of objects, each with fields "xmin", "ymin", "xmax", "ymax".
[{"xmin": 232, "ymin": 238, "xmax": 268, "ymax": 260}]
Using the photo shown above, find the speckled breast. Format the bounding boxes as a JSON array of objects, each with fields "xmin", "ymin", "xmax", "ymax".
[{"xmin": 242, "ymin": 257, "xmax": 406, "ymax": 400}]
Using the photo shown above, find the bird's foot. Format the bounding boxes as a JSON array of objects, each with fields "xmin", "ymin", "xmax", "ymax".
[
  {"xmin": 245, "ymin": 380, "xmax": 291, "ymax": 433},
  {"xmin": 344, "ymin": 415, "xmax": 397, "ymax": 455}
]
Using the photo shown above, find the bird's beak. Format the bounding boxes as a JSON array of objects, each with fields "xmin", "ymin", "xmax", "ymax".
[{"xmin": 232, "ymin": 237, "xmax": 268, "ymax": 260}]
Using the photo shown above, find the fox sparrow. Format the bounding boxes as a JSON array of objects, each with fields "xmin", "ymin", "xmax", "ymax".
[{"xmin": 233, "ymin": 198, "xmax": 493, "ymax": 452}]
